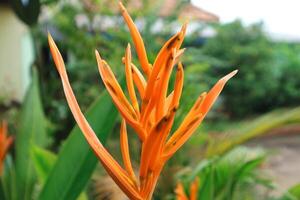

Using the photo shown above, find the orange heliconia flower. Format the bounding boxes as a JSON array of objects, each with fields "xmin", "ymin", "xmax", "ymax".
[
  {"xmin": 175, "ymin": 178, "xmax": 200, "ymax": 200},
  {"xmin": 48, "ymin": 2, "xmax": 237, "ymax": 199},
  {"xmin": 0, "ymin": 121, "xmax": 13, "ymax": 175}
]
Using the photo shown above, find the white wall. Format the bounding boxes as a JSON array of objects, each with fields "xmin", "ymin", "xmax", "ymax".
[{"xmin": 0, "ymin": 5, "xmax": 33, "ymax": 102}]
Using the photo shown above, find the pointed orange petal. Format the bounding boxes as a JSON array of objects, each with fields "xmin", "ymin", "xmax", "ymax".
[
  {"xmin": 155, "ymin": 49, "xmax": 177, "ymax": 120},
  {"xmin": 119, "ymin": 2, "xmax": 151, "ymax": 77},
  {"xmin": 125, "ymin": 44, "xmax": 140, "ymax": 116},
  {"xmin": 170, "ymin": 62, "xmax": 184, "ymax": 110},
  {"xmin": 122, "ymin": 56, "xmax": 147, "ymax": 98},
  {"xmin": 95, "ymin": 50, "xmax": 146, "ymax": 141},
  {"xmin": 175, "ymin": 182, "xmax": 188, "ymax": 200},
  {"xmin": 120, "ymin": 119, "xmax": 137, "ymax": 185},
  {"xmin": 139, "ymin": 104, "xmax": 176, "ymax": 182},
  {"xmin": 139, "ymin": 65, "xmax": 184, "ymax": 177},
  {"xmin": 96, "ymin": 51, "xmax": 136, "ymax": 118},
  {"xmin": 48, "ymin": 34, "xmax": 141, "ymax": 199},
  {"xmin": 142, "ymin": 24, "xmax": 187, "ymax": 116},
  {"xmin": 144, "ymin": 64, "xmax": 184, "ymax": 172},
  {"xmin": 163, "ymin": 93, "xmax": 206, "ymax": 158},
  {"xmin": 201, "ymin": 70, "xmax": 238, "ymax": 114},
  {"xmin": 131, "ymin": 62, "xmax": 146, "ymax": 97},
  {"xmin": 164, "ymin": 70, "xmax": 237, "ymax": 158},
  {"xmin": 190, "ymin": 178, "xmax": 199, "ymax": 200}
]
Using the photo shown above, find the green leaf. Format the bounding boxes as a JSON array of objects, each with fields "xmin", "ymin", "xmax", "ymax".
[
  {"xmin": 1, "ymin": 155, "xmax": 17, "ymax": 200},
  {"xmin": 189, "ymin": 147, "xmax": 267, "ymax": 200},
  {"xmin": 0, "ymin": 179, "xmax": 6, "ymax": 200},
  {"xmin": 15, "ymin": 69, "xmax": 49, "ymax": 200},
  {"xmin": 288, "ymin": 184, "xmax": 300, "ymax": 199},
  {"xmin": 31, "ymin": 146, "xmax": 57, "ymax": 185},
  {"xmin": 39, "ymin": 91, "xmax": 118, "ymax": 200}
]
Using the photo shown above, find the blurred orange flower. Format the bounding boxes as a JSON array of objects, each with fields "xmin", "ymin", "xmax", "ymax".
[
  {"xmin": 175, "ymin": 178, "xmax": 199, "ymax": 200},
  {"xmin": 0, "ymin": 121, "xmax": 13, "ymax": 175},
  {"xmin": 48, "ymin": 2, "xmax": 237, "ymax": 199}
]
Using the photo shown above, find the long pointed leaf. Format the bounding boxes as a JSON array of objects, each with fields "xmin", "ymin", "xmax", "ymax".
[
  {"xmin": 31, "ymin": 146, "xmax": 57, "ymax": 185},
  {"xmin": 39, "ymin": 91, "xmax": 118, "ymax": 200},
  {"xmin": 15, "ymin": 69, "xmax": 49, "ymax": 200}
]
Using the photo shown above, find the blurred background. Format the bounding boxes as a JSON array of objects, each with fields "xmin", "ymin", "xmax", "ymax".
[{"xmin": 1, "ymin": 0, "xmax": 300, "ymax": 199}]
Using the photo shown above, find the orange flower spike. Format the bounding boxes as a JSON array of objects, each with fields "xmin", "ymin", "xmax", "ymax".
[
  {"xmin": 48, "ymin": 34, "xmax": 142, "ymax": 200},
  {"xmin": 189, "ymin": 178, "xmax": 199, "ymax": 200},
  {"xmin": 120, "ymin": 119, "xmax": 137, "ymax": 186},
  {"xmin": 119, "ymin": 2, "xmax": 151, "ymax": 78},
  {"xmin": 125, "ymin": 44, "xmax": 140, "ymax": 116},
  {"xmin": 50, "ymin": 2, "xmax": 237, "ymax": 199},
  {"xmin": 175, "ymin": 182, "xmax": 188, "ymax": 200},
  {"xmin": 0, "ymin": 121, "xmax": 13, "ymax": 176},
  {"xmin": 175, "ymin": 178, "xmax": 199, "ymax": 200}
]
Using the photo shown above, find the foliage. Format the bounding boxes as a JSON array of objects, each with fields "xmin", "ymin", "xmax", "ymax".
[
  {"xmin": 202, "ymin": 20, "xmax": 277, "ymax": 117},
  {"xmin": 177, "ymin": 146, "xmax": 272, "ymax": 200},
  {"xmin": 31, "ymin": 146, "xmax": 57, "ymax": 184},
  {"xmin": 15, "ymin": 69, "xmax": 50, "ymax": 200},
  {"xmin": 285, "ymin": 184, "xmax": 300, "ymax": 200},
  {"xmin": 0, "ymin": 72, "xmax": 118, "ymax": 200},
  {"xmin": 272, "ymin": 43, "xmax": 300, "ymax": 107}
]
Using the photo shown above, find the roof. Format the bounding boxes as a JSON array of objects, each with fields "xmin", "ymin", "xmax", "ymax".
[
  {"xmin": 178, "ymin": 4, "xmax": 219, "ymax": 22},
  {"xmin": 83, "ymin": 0, "xmax": 219, "ymax": 22}
]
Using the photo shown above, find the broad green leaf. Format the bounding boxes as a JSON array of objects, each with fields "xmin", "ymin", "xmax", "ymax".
[
  {"xmin": 15, "ymin": 69, "xmax": 49, "ymax": 200},
  {"xmin": 31, "ymin": 146, "xmax": 57, "ymax": 184},
  {"xmin": 31, "ymin": 146, "xmax": 88, "ymax": 200},
  {"xmin": 39, "ymin": 91, "xmax": 118, "ymax": 200}
]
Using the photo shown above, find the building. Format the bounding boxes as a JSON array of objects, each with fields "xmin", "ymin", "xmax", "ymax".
[{"xmin": 0, "ymin": 0, "xmax": 33, "ymax": 102}]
